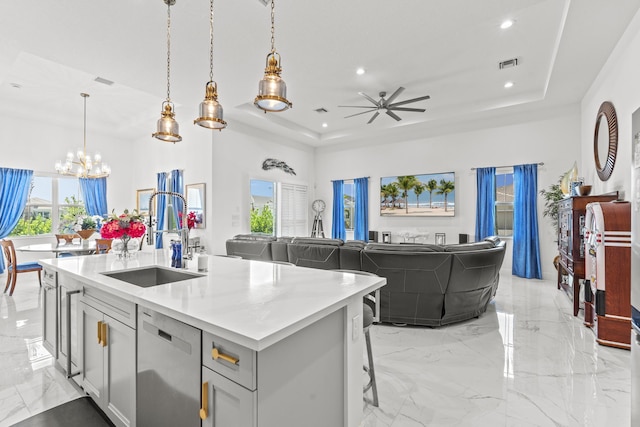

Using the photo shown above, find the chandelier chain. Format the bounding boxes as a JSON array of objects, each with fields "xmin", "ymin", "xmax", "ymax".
[
  {"xmin": 209, "ymin": 0, "xmax": 214, "ymax": 81},
  {"xmin": 166, "ymin": 0, "xmax": 172, "ymax": 102},
  {"xmin": 270, "ymin": 0, "xmax": 275, "ymax": 53}
]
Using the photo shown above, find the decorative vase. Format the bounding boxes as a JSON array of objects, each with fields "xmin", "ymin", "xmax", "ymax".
[
  {"xmin": 118, "ymin": 235, "xmax": 132, "ymax": 259},
  {"xmin": 77, "ymin": 229, "xmax": 95, "ymax": 240}
]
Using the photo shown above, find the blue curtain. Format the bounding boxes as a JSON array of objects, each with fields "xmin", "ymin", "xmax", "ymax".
[
  {"xmin": 170, "ymin": 169, "xmax": 184, "ymax": 229},
  {"xmin": 155, "ymin": 172, "xmax": 167, "ymax": 249},
  {"xmin": 354, "ymin": 177, "xmax": 369, "ymax": 242},
  {"xmin": 331, "ymin": 180, "xmax": 345, "ymax": 240},
  {"xmin": 513, "ymin": 164, "xmax": 542, "ymax": 279},
  {"xmin": 475, "ymin": 167, "xmax": 496, "ymax": 241},
  {"xmin": 79, "ymin": 177, "xmax": 108, "ymax": 217},
  {"xmin": 0, "ymin": 168, "xmax": 33, "ymax": 273}
]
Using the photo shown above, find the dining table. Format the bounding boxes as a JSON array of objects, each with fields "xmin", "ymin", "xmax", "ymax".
[{"xmin": 17, "ymin": 242, "xmax": 96, "ymax": 258}]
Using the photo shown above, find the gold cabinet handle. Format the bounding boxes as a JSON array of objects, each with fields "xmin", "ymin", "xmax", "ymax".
[
  {"xmin": 97, "ymin": 321, "xmax": 103, "ymax": 344},
  {"xmin": 199, "ymin": 381, "xmax": 208, "ymax": 420},
  {"xmin": 101, "ymin": 322, "xmax": 108, "ymax": 347},
  {"xmin": 211, "ymin": 347, "xmax": 239, "ymax": 365}
]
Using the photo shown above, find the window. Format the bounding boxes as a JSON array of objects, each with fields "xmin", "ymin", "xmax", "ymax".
[
  {"xmin": 278, "ymin": 183, "xmax": 308, "ymax": 237},
  {"xmin": 249, "ymin": 179, "xmax": 308, "ymax": 237},
  {"xmin": 250, "ymin": 180, "xmax": 275, "ymax": 235},
  {"xmin": 343, "ymin": 180, "xmax": 355, "ymax": 231},
  {"xmin": 495, "ymin": 170, "xmax": 514, "ymax": 237},
  {"xmin": 10, "ymin": 174, "xmax": 84, "ymax": 237}
]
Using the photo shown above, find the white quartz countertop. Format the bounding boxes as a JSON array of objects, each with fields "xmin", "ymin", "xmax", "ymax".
[{"xmin": 40, "ymin": 251, "xmax": 385, "ymax": 351}]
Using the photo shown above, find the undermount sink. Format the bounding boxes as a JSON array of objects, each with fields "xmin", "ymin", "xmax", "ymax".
[{"xmin": 101, "ymin": 266, "xmax": 204, "ymax": 288}]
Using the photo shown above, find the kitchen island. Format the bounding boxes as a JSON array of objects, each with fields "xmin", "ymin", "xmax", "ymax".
[{"xmin": 40, "ymin": 250, "xmax": 385, "ymax": 427}]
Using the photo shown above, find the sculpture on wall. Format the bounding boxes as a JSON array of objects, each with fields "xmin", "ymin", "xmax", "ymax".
[{"xmin": 262, "ymin": 158, "xmax": 296, "ymax": 175}]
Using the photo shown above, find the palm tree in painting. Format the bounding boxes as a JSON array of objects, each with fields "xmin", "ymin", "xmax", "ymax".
[
  {"xmin": 380, "ymin": 184, "xmax": 392, "ymax": 208},
  {"xmin": 436, "ymin": 179, "xmax": 455, "ymax": 212},
  {"xmin": 413, "ymin": 183, "xmax": 425, "ymax": 209},
  {"xmin": 426, "ymin": 179, "xmax": 438, "ymax": 208},
  {"xmin": 395, "ymin": 176, "xmax": 419, "ymax": 214},
  {"xmin": 386, "ymin": 183, "xmax": 400, "ymax": 208}
]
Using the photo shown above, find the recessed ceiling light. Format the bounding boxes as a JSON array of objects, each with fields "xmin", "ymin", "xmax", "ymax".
[
  {"xmin": 500, "ymin": 19, "xmax": 514, "ymax": 29},
  {"xmin": 504, "ymin": 81, "xmax": 514, "ymax": 88},
  {"xmin": 356, "ymin": 68, "xmax": 366, "ymax": 75},
  {"xmin": 322, "ymin": 123, "xmax": 328, "ymax": 128}
]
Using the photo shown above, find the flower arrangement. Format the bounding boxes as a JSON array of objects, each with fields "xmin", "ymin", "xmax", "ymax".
[
  {"xmin": 73, "ymin": 215, "xmax": 102, "ymax": 232},
  {"xmin": 100, "ymin": 209, "xmax": 147, "ymax": 239},
  {"xmin": 178, "ymin": 211, "xmax": 198, "ymax": 230}
]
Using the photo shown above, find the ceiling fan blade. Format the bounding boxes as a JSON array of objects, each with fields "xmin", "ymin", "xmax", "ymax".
[
  {"xmin": 386, "ymin": 110, "xmax": 402, "ymax": 121},
  {"xmin": 358, "ymin": 92, "xmax": 380, "ymax": 106},
  {"xmin": 384, "ymin": 87, "xmax": 405, "ymax": 106},
  {"xmin": 388, "ymin": 95, "xmax": 431, "ymax": 108},
  {"xmin": 388, "ymin": 107, "xmax": 426, "ymax": 112},
  {"xmin": 367, "ymin": 112, "xmax": 380, "ymax": 124},
  {"xmin": 338, "ymin": 105, "xmax": 378, "ymax": 109},
  {"xmin": 344, "ymin": 109, "xmax": 378, "ymax": 119}
]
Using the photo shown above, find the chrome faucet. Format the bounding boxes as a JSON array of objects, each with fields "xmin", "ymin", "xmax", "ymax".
[{"xmin": 147, "ymin": 190, "xmax": 190, "ymax": 268}]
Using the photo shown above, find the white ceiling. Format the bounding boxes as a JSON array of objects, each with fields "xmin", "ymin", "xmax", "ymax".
[{"xmin": 0, "ymin": 0, "xmax": 638, "ymax": 147}]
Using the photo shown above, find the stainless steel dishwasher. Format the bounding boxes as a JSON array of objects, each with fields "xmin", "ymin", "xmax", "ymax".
[{"xmin": 137, "ymin": 307, "xmax": 202, "ymax": 427}]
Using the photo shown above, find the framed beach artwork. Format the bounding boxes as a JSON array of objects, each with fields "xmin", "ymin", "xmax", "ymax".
[
  {"xmin": 380, "ymin": 172, "xmax": 455, "ymax": 217},
  {"xmin": 136, "ymin": 188, "xmax": 155, "ymax": 216}
]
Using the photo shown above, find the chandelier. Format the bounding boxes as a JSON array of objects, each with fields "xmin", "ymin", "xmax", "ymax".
[{"xmin": 55, "ymin": 93, "xmax": 110, "ymax": 178}]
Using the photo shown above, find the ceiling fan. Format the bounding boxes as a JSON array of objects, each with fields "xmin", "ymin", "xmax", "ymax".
[{"xmin": 339, "ymin": 87, "xmax": 430, "ymax": 124}]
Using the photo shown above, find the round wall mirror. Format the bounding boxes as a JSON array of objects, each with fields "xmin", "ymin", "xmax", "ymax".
[{"xmin": 593, "ymin": 101, "xmax": 618, "ymax": 181}]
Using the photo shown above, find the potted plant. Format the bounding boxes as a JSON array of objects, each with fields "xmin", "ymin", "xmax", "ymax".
[{"xmin": 539, "ymin": 176, "xmax": 565, "ymax": 232}]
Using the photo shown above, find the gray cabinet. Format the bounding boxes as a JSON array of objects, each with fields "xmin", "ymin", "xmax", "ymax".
[
  {"xmin": 200, "ymin": 367, "xmax": 256, "ymax": 427},
  {"xmin": 42, "ymin": 268, "xmax": 57, "ymax": 357},
  {"xmin": 81, "ymin": 289, "xmax": 137, "ymax": 427}
]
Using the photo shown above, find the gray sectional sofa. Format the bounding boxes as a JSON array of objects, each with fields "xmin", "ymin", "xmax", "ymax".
[{"xmin": 225, "ymin": 235, "xmax": 506, "ymax": 327}]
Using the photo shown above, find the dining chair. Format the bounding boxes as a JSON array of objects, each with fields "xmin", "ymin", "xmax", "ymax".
[
  {"xmin": 1, "ymin": 239, "xmax": 43, "ymax": 296},
  {"xmin": 95, "ymin": 239, "xmax": 113, "ymax": 254},
  {"xmin": 55, "ymin": 234, "xmax": 81, "ymax": 244}
]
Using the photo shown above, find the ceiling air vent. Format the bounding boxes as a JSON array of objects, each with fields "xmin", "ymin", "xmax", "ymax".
[
  {"xmin": 499, "ymin": 58, "xmax": 519, "ymax": 69},
  {"xmin": 94, "ymin": 76, "xmax": 114, "ymax": 86},
  {"xmin": 314, "ymin": 107, "xmax": 328, "ymax": 113}
]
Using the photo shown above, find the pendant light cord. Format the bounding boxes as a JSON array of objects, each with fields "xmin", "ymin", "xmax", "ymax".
[
  {"xmin": 166, "ymin": 0, "xmax": 172, "ymax": 102},
  {"xmin": 270, "ymin": 0, "xmax": 276, "ymax": 53},
  {"xmin": 83, "ymin": 94, "xmax": 87, "ymax": 161},
  {"xmin": 209, "ymin": 0, "xmax": 214, "ymax": 81}
]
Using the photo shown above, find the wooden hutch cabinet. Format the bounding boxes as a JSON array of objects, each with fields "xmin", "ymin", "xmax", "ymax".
[{"xmin": 557, "ymin": 193, "xmax": 618, "ymax": 316}]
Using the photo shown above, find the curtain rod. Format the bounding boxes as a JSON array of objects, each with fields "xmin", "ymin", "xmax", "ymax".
[
  {"xmin": 330, "ymin": 176, "xmax": 370, "ymax": 182},
  {"xmin": 470, "ymin": 162, "xmax": 544, "ymax": 171}
]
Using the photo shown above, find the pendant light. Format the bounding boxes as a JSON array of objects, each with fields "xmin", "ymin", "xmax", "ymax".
[
  {"xmin": 194, "ymin": 0, "xmax": 226, "ymax": 130},
  {"xmin": 254, "ymin": 0, "xmax": 292, "ymax": 113},
  {"xmin": 55, "ymin": 93, "xmax": 110, "ymax": 178},
  {"xmin": 152, "ymin": 0, "xmax": 182, "ymax": 143}
]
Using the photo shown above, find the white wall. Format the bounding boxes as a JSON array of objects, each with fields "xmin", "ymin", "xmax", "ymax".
[
  {"xmin": 580, "ymin": 7, "xmax": 640, "ymax": 199},
  {"xmin": 315, "ymin": 108, "xmax": 581, "ymax": 279}
]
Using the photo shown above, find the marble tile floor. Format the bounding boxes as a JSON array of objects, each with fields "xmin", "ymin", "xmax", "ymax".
[{"xmin": 0, "ymin": 272, "xmax": 631, "ymax": 426}]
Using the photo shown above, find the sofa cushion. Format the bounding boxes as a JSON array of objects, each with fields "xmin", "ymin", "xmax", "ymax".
[
  {"xmin": 291, "ymin": 237, "xmax": 344, "ymax": 246},
  {"xmin": 287, "ymin": 242, "xmax": 341, "ymax": 270},
  {"xmin": 364, "ymin": 243, "xmax": 444, "ymax": 252},
  {"xmin": 271, "ymin": 237, "xmax": 293, "ymax": 262},
  {"xmin": 225, "ymin": 239, "xmax": 273, "ymax": 261},
  {"xmin": 232, "ymin": 234, "xmax": 276, "ymax": 242},
  {"xmin": 443, "ymin": 241, "xmax": 494, "ymax": 252},
  {"xmin": 339, "ymin": 241, "xmax": 365, "ymax": 270}
]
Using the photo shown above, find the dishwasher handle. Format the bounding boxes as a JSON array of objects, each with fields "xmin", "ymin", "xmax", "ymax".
[
  {"xmin": 66, "ymin": 290, "xmax": 81, "ymax": 379},
  {"xmin": 141, "ymin": 320, "xmax": 193, "ymax": 355}
]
